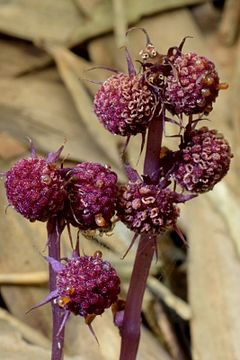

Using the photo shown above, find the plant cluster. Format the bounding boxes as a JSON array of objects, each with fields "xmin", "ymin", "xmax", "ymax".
[{"xmin": 2, "ymin": 29, "xmax": 232, "ymax": 360}]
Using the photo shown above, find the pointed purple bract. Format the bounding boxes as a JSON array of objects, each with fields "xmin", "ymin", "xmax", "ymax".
[
  {"xmin": 124, "ymin": 165, "xmax": 141, "ymax": 182},
  {"xmin": 27, "ymin": 137, "xmax": 37, "ymax": 158},
  {"xmin": 121, "ymin": 233, "xmax": 139, "ymax": 259},
  {"xmin": 124, "ymin": 47, "xmax": 136, "ymax": 76},
  {"xmin": 114, "ymin": 309, "xmax": 125, "ymax": 330},
  {"xmin": 57, "ymin": 310, "xmax": 70, "ymax": 336},
  {"xmin": 27, "ymin": 290, "xmax": 58, "ymax": 313},
  {"xmin": 175, "ymin": 193, "xmax": 198, "ymax": 203},
  {"xmin": 47, "ymin": 145, "xmax": 64, "ymax": 163},
  {"xmin": 45, "ymin": 256, "xmax": 64, "ymax": 273}
]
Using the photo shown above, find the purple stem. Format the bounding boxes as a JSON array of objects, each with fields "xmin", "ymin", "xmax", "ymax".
[
  {"xmin": 47, "ymin": 216, "xmax": 65, "ymax": 360},
  {"xmin": 119, "ymin": 114, "xmax": 164, "ymax": 360},
  {"xmin": 143, "ymin": 112, "xmax": 163, "ymax": 177}
]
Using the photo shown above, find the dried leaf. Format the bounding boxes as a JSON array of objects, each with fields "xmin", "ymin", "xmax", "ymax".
[
  {"xmin": 0, "ymin": 180, "xmax": 52, "ymax": 337},
  {"xmin": 0, "ymin": 0, "xmax": 85, "ymax": 44},
  {"xmin": 0, "ymin": 38, "xmax": 49, "ymax": 78},
  {"xmin": 112, "ymin": 0, "xmax": 128, "ymax": 48},
  {"xmin": 46, "ymin": 45, "xmax": 122, "ymax": 169},
  {"xmin": 0, "ymin": 308, "xmax": 50, "ymax": 349},
  {"xmin": 0, "ymin": 131, "xmax": 26, "ymax": 160},
  {"xmin": 0, "ymin": 0, "xmax": 209, "ymax": 45},
  {"xmin": 69, "ymin": 0, "xmax": 210, "ymax": 46},
  {"xmin": 0, "ymin": 70, "xmax": 114, "ymax": 164},
  {"xmin": 147, "ymin": 277, "xmax": 191, "ymax": 321},
  {"xmin": 183, "ymin": 195, "xmax": 240, "ymax": 360}
]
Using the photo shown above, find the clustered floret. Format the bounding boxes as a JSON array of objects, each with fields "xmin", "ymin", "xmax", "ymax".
[
  {"xmin": 117, "ymin": 181, "xmax": 180, "ymax": 234},
  {"xmin": 56, "ymin": 254, "xmax": 120, "ymax": 316},
  {"xmin": 4, "ymin": 39, "xmax": 233, "ymax": 232},
  {"xmin": 65, "ymin": 162, "xmax": 118, "ymax": 230},
  {"xmin": 94, "ymin": 73, "xmax": 156, "ymax": 136},
  {"xmin": 173, "ymin": 127, "xmax": 233, "ymax": 193},
  {"xmin": 2, "ymin": 33, "xmax": 234, "ymax": 335},
  {"xmin": 5, "ymin": 157, "xmax": 66, "ymax": 222},
  {"xmin": 5, "ymin": 156, "xmax": 118, "ymax": 230},
  {"xmin": 165, "ymin": 52, "xmax": 220, "ymax": 115}
]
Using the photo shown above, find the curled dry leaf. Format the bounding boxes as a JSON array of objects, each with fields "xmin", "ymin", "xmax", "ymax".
[{"xmin": 46, "ymin": 45, "xmax": 122, "ymax": 170}]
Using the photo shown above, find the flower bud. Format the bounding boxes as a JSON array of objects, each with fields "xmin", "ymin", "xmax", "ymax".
[
  {"xmin": 65, "ymin": 162, "xmax": 118, "ymax": 230},
  {"xmin": 117, "ymin": 181, "xmax": 180, "ymax": 234},
  {"xmin": 173, "ymin": 127, "xmax": 233, "ymax": 193},
  {"xmin": 56, "ymin": 254, "xmax": 120, "ymax": 316},
  {"xmin": 165, "ymin": 52, "xmax": 222, "ymax": 115},
  {"xmin": 5, "ymin": 156, "xmax": 66, "ymax": 221},
  {"xmin": 94, "ymin": 73, "xmax": 156, "ymax": 136}
]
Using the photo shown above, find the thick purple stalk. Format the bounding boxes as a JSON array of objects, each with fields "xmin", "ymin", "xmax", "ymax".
[
  {"xmin": 119, "ymin": 113, "xmax": 164, "ymax": 360},
  {"xmin": 143, "ymin": 113, "xmax": 163, "ymax": 177},
  {"xmin": 47, "ymin": 216, "xmax": 65, "ymax": 360}
]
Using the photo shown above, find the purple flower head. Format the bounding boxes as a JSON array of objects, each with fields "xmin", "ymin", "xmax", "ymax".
[
  {"xmin": 94, "ymin": 72, "xmax": 156, "ymax": 136},
  {"xmin": 4, "ymin": 147, "xmax": 66, "ymax": 222},
  {"xmin": 173, "ymin": 127, "xmax": 233, "ymax": 193},
  {"xmin": 56, "ymin": 254, "xmax": 120, "ymax": 316},
  {"xmin": 65, "ymin": 162, "xmax": 118, "ymax": 230},
  {"xmin": 54, "ymin": 252, "xmax": 120, "ymax": 317},
  {"xmin": 117, "ymin": 180, "xmax": 180, "ymax": 234},
  {"xmin": 29, "ymin": 252, "xmax": 120, "ymax": 333},
  {"xmin": 165, "ymin": 51, "xmax": 224, "ymax": 115}
]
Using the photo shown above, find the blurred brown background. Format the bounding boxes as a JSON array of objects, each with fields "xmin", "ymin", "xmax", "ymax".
[{"xmin": 0, "ymin": 0, "xmax": 240, "ymax": 359}]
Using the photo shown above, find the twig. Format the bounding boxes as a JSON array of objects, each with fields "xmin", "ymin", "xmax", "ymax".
[
  {"xmin": 68, "ymin": 0, "xmax": 210, "ymax": 47},
  {"xmin": 0, "ymin": 272, "xmax": 48, "ymax": 286},
  {"xmin": 153, "ymin": 301, "xmax": 187, "ymax": 360},
  {"xmin": 112, "ymin": 0, "xmax": 128, "ymax": 48},
  {"xmin": 219, "ymin": 0, "xmax": 240, "ymax": 46},
  {"xmin": 147, "ymin": 276, "xmax": 191, "ymax": 321},
  {"xmin": 231, "ymin": 37, "xmax": 240, "ymax": 177},
  {"xmin": 206, "ymin": 182, "xmax": 240, "ymax": 259},
  {"xmin": 72, "ymin": 0, "xmax": 100, "ymax": 18}
]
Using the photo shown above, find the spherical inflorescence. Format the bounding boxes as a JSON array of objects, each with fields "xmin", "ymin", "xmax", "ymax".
[
  {"xmin": 65, "ymin": 162, "xmax": 118, "ymax": 230},
  {"xmin": 94, "ymin": 73, "xmax": 156, "ymax": 136},
  {"xmin": 173, "ymin": 127, "xmax": 233, "ymax": 193},
  {"xmin": 117, "ymin": 181, "xmax": 180, "ymax": 234},
  {"xmin": 165, "ymin": 52, "xmax": 220, "ymax": 115},
  {"xmin": 56, "ymin": 255, "xmax": 120, "ymax": 317},
  {"xmin": 5, "ymin": 157, "xmax": 66, "ymax": 221}
]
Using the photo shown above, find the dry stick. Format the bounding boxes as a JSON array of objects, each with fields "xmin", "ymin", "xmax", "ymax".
[
  {"xmin": 219, "ymin": 0, "xmax": 240, "ymax": 46},
  {"xmin": 120, "ymin": 113, "xmax": 164, "ymax": 360},
  {"xmin": 47, "ymin": 216, "xmax": 65, "ymax": 360},
  {"xmin": 112, "ymin": 0, "xmax": 128, "ymax": 48},
  {"xmin": 153, "ymin": 301, "xmax": 186, "ymax": 360},
  {"xmin": 0, "ymin": 271, "xmax": 48, "ymax": 285},
  {"xmin": 147, "ymin": 276, "xmax": 191, "ymax": 321}
]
